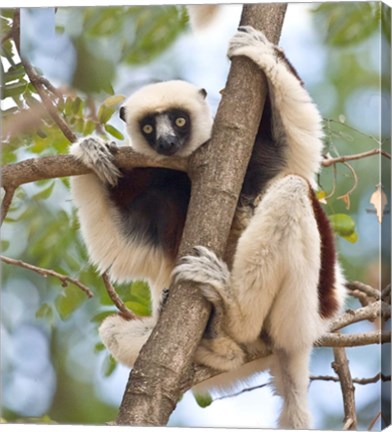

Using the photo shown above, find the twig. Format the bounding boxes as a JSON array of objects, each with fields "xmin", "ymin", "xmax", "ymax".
[
  {"xmin": 337, "ymin": 162, "xmax": 358, "ymax": 203},
  {"xmin": 21, "ymin": 61, "xmax": 77, "ymax": 143},
  {"xmin": 318, "ymin": 331, "xmax": 390, "ymax": 348},
  {"xmin": 212, "ymin": 372, "xmax": 391, "ymax": 402},
  {"xmin": 331, "ymin": 301, "xmax": 382, "ymax": 332},
  {"xmin": 102, "ymin": 272, "xmax": 137, "ymax": 320},
  {"xmin": 11, "ymin": 11, "xmax": 77, "ymax": 143},
  {"xmin": 0, "ymin": 255, "xmax": 94, "ymax": 298},
  {"xmin": 368, "ymin": 411, "xmax": 381, "ymax": 431},
  {"xmin": 332, "ymin": 346, "xmax": 357, "ymax": 430},
  {"xmin": 310, "ymin": 372, "xmax": 390, "ymax": 385},
  {"xmin": 1, "ymin": 186, "xmax": 16, "ymax": 226},
  {"xmin": 322, "ymin": 148, "xmax": 391, "ymax": 167},
  {"xmin": 345, "ymin": 281, "xmax": 381, "ymax": 300}
]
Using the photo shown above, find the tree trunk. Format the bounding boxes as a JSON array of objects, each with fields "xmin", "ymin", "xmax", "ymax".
[{"xmin": 115, "ymin": 3, "xmax": 287, "ymax": 425}]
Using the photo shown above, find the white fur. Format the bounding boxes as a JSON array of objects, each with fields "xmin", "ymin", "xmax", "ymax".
[
  {"xmin": 228, "ymin": 27, "xmax": 324, "ymax": 187},
  {"xmin": 99, "ymin": 315, "xmax": 157, "ymax": 367},
  {"xmin": 123, "ymin": 80, "xmax": 213, "ymax": 158}
]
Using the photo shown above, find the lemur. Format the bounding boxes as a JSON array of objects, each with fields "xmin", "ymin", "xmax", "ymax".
[{"xmin": 70, "ymin": 27, "xmax": 346, "ymax": 429}]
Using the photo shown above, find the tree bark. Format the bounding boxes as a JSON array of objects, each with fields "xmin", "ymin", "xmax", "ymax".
[{"xmin": 115, "ymin": 3, "xmax": 287, "ymax": 426}]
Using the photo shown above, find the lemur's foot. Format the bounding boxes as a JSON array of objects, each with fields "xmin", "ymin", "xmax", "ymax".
[
  {"xmin": 172, "ymin": 246, "xmax": 232, "ymax": 307},
  {"xmin": 195, "ymin": 335, "xmax": 246, "ymax": 371},
  {"xmin": 99, "ymin": 314, "xmax": 155, "ymax": 368},
  {"xmin": 70, "ymin": 137, "xmax": 121, "ymax": 186}
]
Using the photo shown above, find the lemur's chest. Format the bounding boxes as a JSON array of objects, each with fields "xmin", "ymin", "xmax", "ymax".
[{"xmin": 107, "ymin": 168, "xmax": 191, "ymax": 259}]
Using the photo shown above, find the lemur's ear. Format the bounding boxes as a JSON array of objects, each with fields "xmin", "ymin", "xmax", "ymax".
[
  {"xmin": 119, "ymin": 106, "xmax": 126, "ymax": 122},
  {"xmin": 199, "ymin": 88, "xmax": 207, "ymax": 99}
]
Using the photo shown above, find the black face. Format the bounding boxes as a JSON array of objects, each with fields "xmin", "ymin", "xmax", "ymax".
[{"xmin": 139, "ymin": 108, "xmax": 191, "ymax": 156}]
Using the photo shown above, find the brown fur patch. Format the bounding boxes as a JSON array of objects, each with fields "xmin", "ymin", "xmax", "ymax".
[{"xmin": 309, "ymin": 189, "xmax": 339, "ymax": 319}]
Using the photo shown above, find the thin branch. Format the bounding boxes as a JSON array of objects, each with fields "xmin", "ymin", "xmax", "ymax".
[
  {"xmin": 317, "ymin": 331, "xmax": 390, "ymax": 348},
  {"xmin": 1, "ymin": 186, "xmax": 16, "ymax": 226},
  {"xmin": 330, "ymin": 301, "xmax": 384, "ymax": 332},
  {"xmin": 311, "ymin": 372, "xmax": 390, "ymax": 385},
  {"xmin": 345, "ymin": 281, "xmax": 381, "ymax": 300},
  {"xmin": 11, "ymin": 8, "xmax": 20, "ymax": 52},
  {"xmin": 332, "ymin": 346, "xmax": 357, "ymax": 430},
  {"xmin": 0, "ymin": 255, "xmax": 94, "ymax": 298},
  {"xmin": 368, "ymin": 412, "xmax": 382, "ymax": 430},
  {"xmin": 102, "ymin": 272, "xmax": 137, "ymax": 320},
  {"xmin": 211, "ymin": 372, "xmax": 391, "ymax": 402},
  {"xmin": 337, "ymin": 161, "xmax": 358, "ymax": 203},
  {"xmin": 322, "ymin": 148, "xmax": 391, "ymax": 167},
  {"xmin": 10, "ymin": 10, "xmax": 77, "ymax": 143},
  {"xmin": 21, "ymin": 61, "xmax": 77, "ymax": 143}
]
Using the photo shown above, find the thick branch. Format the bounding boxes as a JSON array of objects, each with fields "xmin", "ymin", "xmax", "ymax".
[
  {"xmin": 116, "ymin": 4, "xmax": 287, "ymax": 426},
  {"xmin": 1, "ymin": 147, "xmax": 188, "ymax": 190}
]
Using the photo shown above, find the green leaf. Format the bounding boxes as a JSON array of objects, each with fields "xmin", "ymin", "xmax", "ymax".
[
  {"xmin": 72, "ymin": 97, "xmax": 83, "ymax": 115},
  {"xmin": 32, "ymin": 182, "xmax": 55, "ymax": 200},
  {"xmin": 98, "ymin": 104, "xmax": 115, "ymax": 123},
  {"xmin": 55, "ymin": 286, "xmax": 84, "ymax": 321},
  {"xmin": 342, "ymin": 231, "xmax": 359, "ymax": 244},
  {"xmin": 103, "ymin": 94, "xmax": 126, "ymax": 107},
  {"xmin": 194, "ymin": 393, "xmax": 213, "ymax": 408},
  {"xmin": 314, "ymin": 3, "xmax": 379, "ymax": 46},
  {"xmin": 329, "ymin": 213, "xmax": 356, "ymax": 237},
  {"xmin": 4, "ymin": 63, "xmax": 26, "ymax": 81},
  {"xmin": 94, "ymin": 342, "xmax": 106, "ymax": 353},
  {"xmin": 102, "ymin": 354, "xmax": 117, "ymax": 377},
  {"xmin": 124, "ymin": 300, "xmax": 149, "ymax": 317},
  {"xmin": 2, "ymin": 80, "xmax": 28, "ymax": 99},
  {"xmin": 104, "ymin": 124, "xmax": 124, "ymax": 140},
  {"xmin": 36, "ymin": 303, "xmax": 54, "ymax": 322},
  {"xmin": 91, "ymin": 310, "xmax": 116, "ymax": 323},
  {"xmin": 83, "ymin": 119, "xmax": 96, "ymax": 136}
]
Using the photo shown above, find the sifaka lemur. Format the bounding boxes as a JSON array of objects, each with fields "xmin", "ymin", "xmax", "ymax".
[{"xmin": 70, "ymin": 27, "xmax": 346, "ymax": 429}]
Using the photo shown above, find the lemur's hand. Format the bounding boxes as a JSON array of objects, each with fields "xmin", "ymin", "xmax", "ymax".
[
  {"xmin": 228, "ymin": 26, "xmax": 273, "ymax": 60},
  {"xmin": 70, "ymin": 137, "xmax": 122, "ymax": 186}
]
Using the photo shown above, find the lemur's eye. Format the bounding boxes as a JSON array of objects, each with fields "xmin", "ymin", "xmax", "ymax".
[
  {"xmin": 175, "ymin": 117, "xmax": 187, "ymax": 127},
  {"xmin": 142, "ymin": 124, "xmax": 154, "ymax": 134}
]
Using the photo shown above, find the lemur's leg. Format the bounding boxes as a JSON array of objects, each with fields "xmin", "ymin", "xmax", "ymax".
[
  {"xmin": 174, "ymin": 175, "xmax": 321, "ymax": 347},
  {"xmin": 271, "ymin": 348, "xmax": 312, "ymax": 429},
  {"xmin": 99, "ymin": 315, "xmax": 156, "ymax": 368},
  {"xmin": 228, "ymin": 26, "xmax": 324, "ymax": 181},
  {"xmin": 174, "ymin": 176, "xmax": 319, "ymax": 427}
]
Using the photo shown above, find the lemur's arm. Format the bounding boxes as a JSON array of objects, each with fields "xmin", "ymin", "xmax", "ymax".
[
  {"xmin": 69, "ymin": 138, "xmax": 124, "ymax": 276},
  {"xmin": 228, "ymin": 26, "xmax": 324, "ymax": 184}
]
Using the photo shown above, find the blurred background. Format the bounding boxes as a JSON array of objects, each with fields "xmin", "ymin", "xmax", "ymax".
[{"xmin": 1, "ymin": 3, "xmax": 391, "ymax": 429}]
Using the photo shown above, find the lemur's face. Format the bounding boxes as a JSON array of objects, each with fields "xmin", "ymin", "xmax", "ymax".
[
  {"xmin": 137, "ymin": 108, "xmax": 192, "ymax": 156},
  {"xmin": 120, "ymin": 80, "xmax": 213, "ymax": 158}
]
